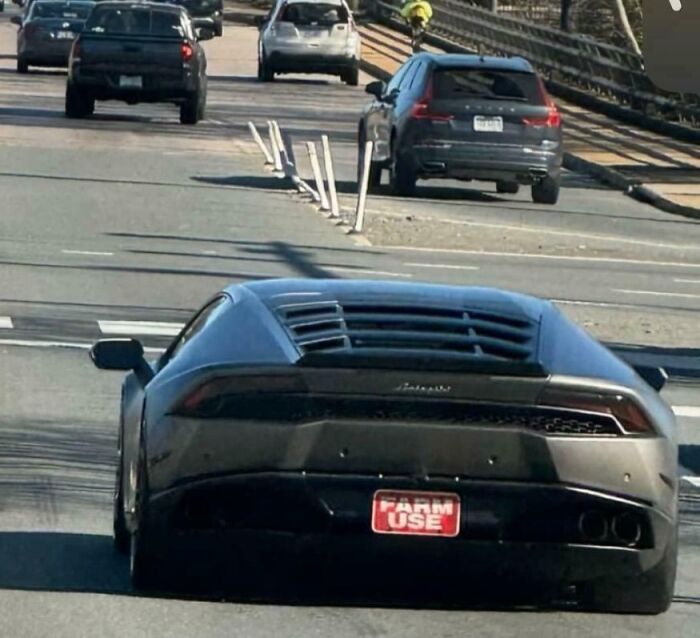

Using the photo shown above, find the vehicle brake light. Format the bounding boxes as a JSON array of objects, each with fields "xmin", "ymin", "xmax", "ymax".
[
  {"xmin": 525, "ymin": 79, "xmax": 561, "ymax": 127},
  {"xmin": 24, "ymin": 23, "xmax": 39, "ymax": 38},
  {"xmin": 70, "ymin": 39, "xmax": 81, "ymax": 62},
  {"xmin": 410, "ymin": 77, "xmax": 454, "ymax": 122},
  {"xmin": 181, "ymin": 43, "xmax": 194, "ymax": 62},
  {"xmin": 538, "ymin": 387, "xmax": 655, "ymax": 434}
]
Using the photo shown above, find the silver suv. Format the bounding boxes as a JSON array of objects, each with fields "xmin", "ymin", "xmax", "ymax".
[{"xmin": 257, "ymin": 0, "xmax": 361, "ymax": 85}]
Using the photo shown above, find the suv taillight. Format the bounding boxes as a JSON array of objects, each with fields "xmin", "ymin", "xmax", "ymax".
[
  {"xmin": 70, "ymin": 39, "xmax": 81, "ymax": 62},
  {"xmin": 524, "ymin": 79, "xmax": 562, "ymax": 127},
  {"xmin": 410, "ymin": 77, "xmax": 454, "ymax": 122},
  {"xmin": 181, "ymin": 43, "xmax": 193, "ymax": 62},
  {"xmin": 537, "ymin": 387, "xmax": 655, "ymax": 434}
]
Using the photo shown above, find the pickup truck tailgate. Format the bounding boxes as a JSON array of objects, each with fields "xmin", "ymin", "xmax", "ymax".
[{"xmin": 79, "ymin": 35, "xmax": 185, "ymax": 76}]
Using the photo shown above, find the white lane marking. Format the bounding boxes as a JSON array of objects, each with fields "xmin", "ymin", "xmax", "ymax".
[
  {"xmin": 0, "ymin": 317, "xmax": 13, "ymax": 329},
  {"xmin": 384, "ymin": 246, "xmax": 700, "ymax": 269},
  {"xmin": 62, "ymin": 249, "xmax": 114, "ymax": 256},
  {"xmin": 0, "ymin": 338, "xmax": 164, "ymax": 354},
  {"xmin": 98, "ymin": 320, "xmax": 184, "ymax": 336},
  {"xmin": 327, "ymin": 267, "xmax": 413, "ymax": 278},
  {"xmin": 675, "ymin": 278, "xmax": 700, "ymax": 285},
  {"xmin": 404, "ymin": 262, "xmax": 480, "ymax": 271},
  {"xmin": 551, "ymin": 299, "xmax": 640, "ymax": 310},
  {"xmin": 682, "ymin": 476, "xmax": 700, "ymax": 488},
  {"xmin": 674, "ymin": 406, "xmax": 700, "ymax": 419},
  {"xmin": 612, "ymin": 288, "xmax": 700, "ymax": 300}
]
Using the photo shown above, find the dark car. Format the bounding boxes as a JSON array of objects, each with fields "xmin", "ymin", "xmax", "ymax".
[
  {"xmin": 65, "ymin": 1, "xmax": 213, "ymax": 124},
  {"xmin": 11, "ymin": 0, "xmax": 94, "ymax": 73},
  {"xmin": 91, "ymin": 278, "xmax": 676, "ymax": 613},
  {"xmin": 358, "ymin": 53, "xmax": 564, "ymax": 204},
  {"xmin": 174, "ymin": 0, "xmax": 223, "ymax": 37}
]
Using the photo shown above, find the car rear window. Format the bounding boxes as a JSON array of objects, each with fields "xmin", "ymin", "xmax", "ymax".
[
  {"xmin": 279, "ymin": 2, "xmax": 349, "ymax": 26},
  {"xmin": 432, "ymin": 68, "xmax": 545, "ymax": 104},
  {"xmin": 86, "ymin": 7, "xmax": 184, "ymax": 36},
  {"xmin": 31, "ymin": 1, "xmax": 93, "ymax": 19}
]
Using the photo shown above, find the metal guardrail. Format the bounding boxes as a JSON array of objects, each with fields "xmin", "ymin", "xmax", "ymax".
[{"xmin": 369, "ymin": 0, "xmax": 700, "ymax": 127}]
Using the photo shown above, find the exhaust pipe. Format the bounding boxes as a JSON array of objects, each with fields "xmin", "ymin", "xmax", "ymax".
[
  {"xmin": 611, "ymin": 513, "xmax": 642, "ymax": 546},
  {"xmin": 577, "ymin": 510, "xmax": 608, "ymax": 542}
]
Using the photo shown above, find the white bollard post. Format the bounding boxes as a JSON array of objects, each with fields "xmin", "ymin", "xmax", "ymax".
[
  {"xmin": 248, "ymin": 121, "xmax": 274, "ymax": 165},
  {"xmin": 321, "ymin": 135, "xmax": 340, "ymax": 218},
  {"xmin": 267, "ymin": 120, "xmax": 283, "ymax": 172},
  {"xmin": 352, "ymin": 141, "xmax": 373, "ymax": 234},
  {"xmin": 306, "ymin": 142, "xmax": 330, "ymax": 212}
]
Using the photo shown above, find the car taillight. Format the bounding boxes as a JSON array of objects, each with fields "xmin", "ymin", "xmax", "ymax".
[
  {"xmin": 24, "ymin": 23, "xmax": 40, "ymax": 38},
  {"xmin": 181, "ymin": 43, "xmax": 193, "ymax": 62},
  {"xmin": 410, "ymin": 77, "xmax": 454, "ymax": 122},
  {"xmin": 70, "ymin": 39, "xmax": 81, "ymax": 62},
  {"xmin": 524, "ymin": 79, "xmax": 562, "ymax": 127},
  {"xmin": 538, "ymin": 387, "xmax": 655, "ymax": 434}
]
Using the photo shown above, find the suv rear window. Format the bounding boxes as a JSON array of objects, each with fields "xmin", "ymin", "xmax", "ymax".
[
  {"xmin": 86, "ymin": 7, "xmax": 184, "ymax": 36},
  {"xmin": 279, "ymin": 3, "xmax": 348, "ymax": 26},
  {"xmin": 31, "ymin": 1, "xmax": 93, "ymax": 19},
  {"xmin": 432, "ymin": 68, "xmax": 544, "ymax": 104}
]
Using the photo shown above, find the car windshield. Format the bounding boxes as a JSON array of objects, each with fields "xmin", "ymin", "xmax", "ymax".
[
  {"xmin": 278, "ymin": 2, "xmax": 348, "ymax": 26},
  {"xmin": 30, "ymin": 1, "xmax": 93, "ymax": 19},
  {"xmin": 432, "ymin": 68, "xmax": 543, "ymax": 104},
  {"xmin": 85, "ymin": 7, "xmax": 184, "ymax": 36}
]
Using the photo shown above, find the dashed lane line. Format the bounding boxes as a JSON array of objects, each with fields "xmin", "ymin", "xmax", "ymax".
[
  {"xmin": 404, "ymin": 263, "xmax": 480, "ymax": 271},
  {"xmin": 98, "ymin": 320, "xmax": 184, "ymax": 336},
  {"xmin": 0, "ymin": 316, "xmax": 12, "ymax": 329},
  {"xmin": 613, "ymin": 288, "xmax": 700, "ymax": 300}
]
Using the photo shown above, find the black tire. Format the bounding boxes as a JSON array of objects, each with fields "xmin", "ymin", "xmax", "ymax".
[
  {"xmin": 496, "ymin": 180, "xmax": 519, "ymax": 194},
  {"xmin": 65, "ymin": 83, "xmax": 92, "ymax": 119},
  {"xmin": 113, "ymin": 429, "xmax": 130, "ymax": 554},
  {"xmin": 583, "ymin": 531, "xmax": 677, "ymax": 614},
  {"xmin": 214, "ymin": 18, "xmax": 223, "ymax": 37},
  {"xmin": 390, "ymin": 148, "xmax": 417, "ymax": 197},
  {"xmin": 258, "ymin": 53, "xmax": 273, "ymax": 82},
  {"xmin": 16, "ymin": 57, "xmax": 28, "ymax": 74},
  {"xmin": 531, "ymin": 175, "xmax": 560, "ymax": 205},
  {"xmin": 358, "ymin": 130, "xmax": 382, "ymax": 191},
  {"xmin": 342, "ymin": 65, "xmax": 359, "ymax": 87},
  {"xmin": 179, "ymin": 90, "xmax": 200, "ymax": 125}
]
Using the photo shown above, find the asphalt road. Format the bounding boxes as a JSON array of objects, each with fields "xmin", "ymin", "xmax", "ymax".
[{"xmin": 1, "ymin": 7, "xmax": 700, "ymax": 636}]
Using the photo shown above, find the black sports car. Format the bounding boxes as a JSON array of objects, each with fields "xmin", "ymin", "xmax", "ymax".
[{"xmin": 91, "ymin": 279, "xmax": 678, "ymax": 612}]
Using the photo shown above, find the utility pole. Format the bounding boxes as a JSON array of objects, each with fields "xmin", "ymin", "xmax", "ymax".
[{"xmin": 561, "ymin": 0, "xmax": 574, "ymax": 31}]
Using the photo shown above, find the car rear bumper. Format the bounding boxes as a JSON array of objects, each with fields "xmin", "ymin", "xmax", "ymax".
[
  {"xmin": 266, "ymin": 51, "xmax": 357, "ymax": 74},
  {"xmin": 19, "ymin": 41, "xmax": 73, "ymax": 65},
  {"xmin": 70, "ymin": 68, "xmax": 199, "ymax": 101},
  {"xmin": 409, "ymin": 141, "xmax": 563, "ymax": 183},
  {"xmin": 146, "ymin": 472, "xmax": 675, "ymax": 593}
]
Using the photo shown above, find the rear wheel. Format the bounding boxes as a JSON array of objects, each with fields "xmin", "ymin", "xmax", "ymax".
[
  {"xmin": 65, "ymin": 84, "xmax": 93, "ymax": 118},
  {"xmin": 113, "ymin": 433, "xmax": 129, "ymax": 554},
  {"xmin": 258, "ymin": 53, "xmax": 274, "ymax": 82},
  {"xmin": 180, "ymin": 90, "xmax": 201, "ymax": 125},
  {"xmin": 214, "ymin": 17, "xmax": 223, "ymax": 37},
  {"xmin": 390, "ymin": 147, "xmax": 417, "ymax": 197},
  {"xmin": 16, "ymin": 57, "xmax": 28, "ymax": 74},
  {"xmin": 531, "ymin": 175, "xmax": 560, "ymax": 205},
  {"xmin": 496, "ymin": 180, "xmax": 519, "ymax": 194},
  {"xmin": 341, "ymin": 65, "xmax": 359, "ymax": 87}
]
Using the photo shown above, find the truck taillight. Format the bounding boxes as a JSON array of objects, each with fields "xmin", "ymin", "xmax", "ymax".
[
  {"xmin": 70, "ymin": 39, "xmax": 81, "ymax": 62},
  {"xmin": 181, "ymin": 43, "xmax": 193, "ymax": 62},
  {"xmin": 538, "ymin": 387, "xmax": 655, "ymax": 434}
]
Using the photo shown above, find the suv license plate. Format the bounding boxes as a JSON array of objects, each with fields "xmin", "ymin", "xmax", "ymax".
[
  {"xmin": 371, "ymin": 490, "xmax": 460, "ymax": 537},
  {"xmin": 473, "ymin": 116, "xmax": 503, "ymax": 132},
  {"xmin": 56, "ymin": 31, "xmax": 74, "ymax": 39},
  {"xmin": 119, "ymin": 75, "xmax": 142, "ymax": 89}
]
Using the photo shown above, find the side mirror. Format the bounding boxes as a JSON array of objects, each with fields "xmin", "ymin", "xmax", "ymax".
[
  {"xmin": 365, "ymin": 80, "xmax": 386, "ymax": 99},
  {"xmin": 11, "ymin": 16, "xmax": 22, "ymax": 25},
  {"xmin": 91, "ymin": 338, "xmax": 145, "ymax": 371},
  {"xmin": 634, "ymin": 365, "xmax": 668, "ymax": 392},
  {"xmin": 196, "ymin": 27, "xmax": 215, "ymax": 41},
  {"xmin": 192, "ymin": 16, "xmax": 215, "ymax": 29},
  {"xmin": 254, "ymin": 15, "xmax": 266, "ymax": 28}
]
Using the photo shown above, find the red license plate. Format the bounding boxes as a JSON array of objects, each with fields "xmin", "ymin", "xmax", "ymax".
[{"xmin": 371, "ymin": 490, "xmax": 460, "ymax": 537}]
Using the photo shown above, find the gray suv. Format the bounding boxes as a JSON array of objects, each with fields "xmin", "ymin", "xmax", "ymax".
[{"xmin": 358, "ymin": 53, "xmax": 564, "ymax": 204}]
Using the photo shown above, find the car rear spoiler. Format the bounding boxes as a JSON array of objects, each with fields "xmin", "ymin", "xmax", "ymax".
[
  {"xmin": 296, "ymin": 350, "xmax": 549, "ymax": 377},
  {"xmin": 632, "ymin": 365, "xmax": 668, "ymax": 392}
]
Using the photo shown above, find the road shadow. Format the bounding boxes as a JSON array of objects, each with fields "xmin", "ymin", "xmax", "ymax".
[
  {"xmin": 680, "ymin": 445, "xmax": 700, "ymax": 475},
  {"xmin": 191, "ymin": 174, "xmax": 292, "ymax": 191},
  {"xmin": 606, "ymin": 343, "xmax": 700, "ymax": 380}
]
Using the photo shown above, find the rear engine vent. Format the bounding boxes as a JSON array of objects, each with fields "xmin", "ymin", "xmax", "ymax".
[{"xmin": 276, "ymin": 301, "xmax": 538, "ymax": 362}]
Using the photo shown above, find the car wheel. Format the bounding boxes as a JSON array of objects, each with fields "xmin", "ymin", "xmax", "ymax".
[
  {"xmin": 342, "ymin": 65, "xmax": 359, "ymax": 87},
  {"xmin": 16, "ymin": 57, "xmax": 29, "ymax": 74},
  {"xmin": 496, "ymin": 180, "xmax": 519, "ymax": 194},
  {"xmin": 358, "ymin": 130, "xmax": 381, "ymax": 191},
  {"xmin": 113, "ymin": 428, "xmax": 130, "ymax": 554},
  {"xmin": 65, "ymin": 83, "xmax": 91, "ymax": 118},
  {"xmin": 390, "ymin": 147, "xmax": 417, "ymax": 197},
  {"xmin": 214, "ymin": 17, "xmax": 223, "ymax": 37},
  {"xmin": 179, "ymin": 91, "xmax": 200, "ymax": 125},
  {"xmin": 258, "ymin": 57, "xmax": 274, "ymax": 82},
  {"xmin": 531, "ymin": 175, "xmax": 560, "ymax": 205},
  {"xmin": 583, "ymin": 529, "xmax": 677, "ymax": 614}
]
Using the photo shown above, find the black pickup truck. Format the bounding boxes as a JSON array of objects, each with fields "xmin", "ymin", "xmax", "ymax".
[{"xmin": 65, "ymin": 1, "xmax": 213, "ymax": 124}]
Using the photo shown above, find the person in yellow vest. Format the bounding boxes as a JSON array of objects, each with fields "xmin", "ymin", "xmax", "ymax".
[{"xmin": 399, "ymin": 0, "xmax": 433, "ymax": 51}]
